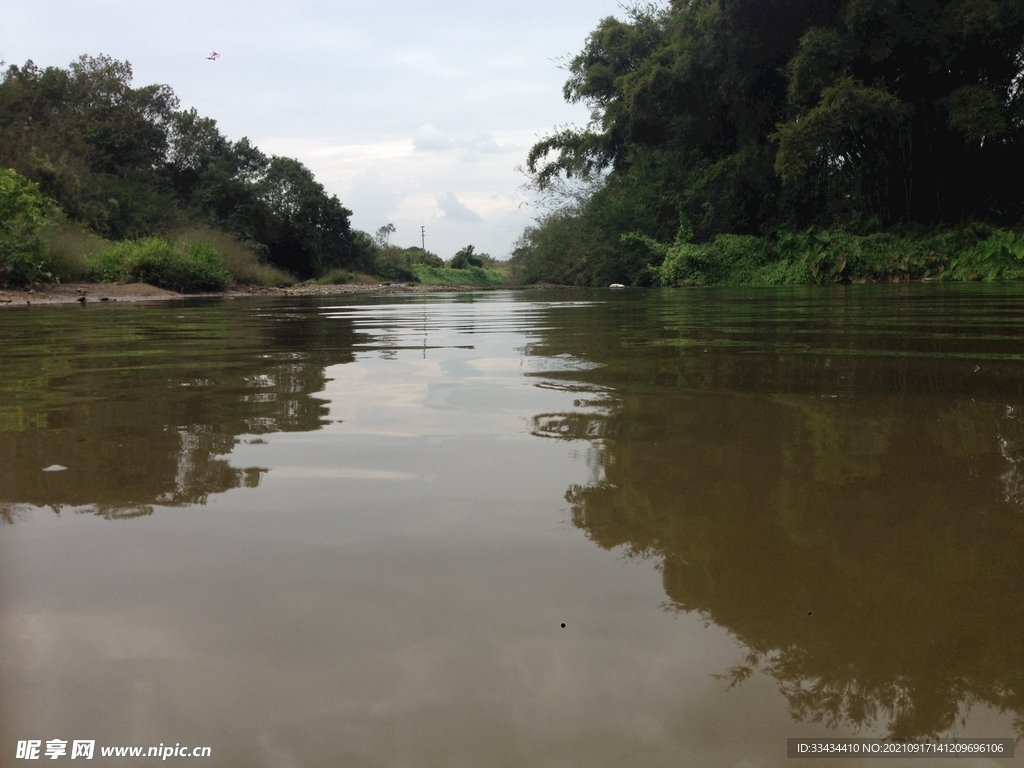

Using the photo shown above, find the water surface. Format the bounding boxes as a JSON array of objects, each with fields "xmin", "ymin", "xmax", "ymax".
[{"xmin": 2, "ymin": 286, "xmax": 1024, "ymax": 766}]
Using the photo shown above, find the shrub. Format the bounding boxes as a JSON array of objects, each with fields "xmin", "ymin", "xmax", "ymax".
[
  {"xmin": 404, "ymin": 247, "xmax": 444, "ymax": 268},
  {"xmin": 449, "ymin": 245, "xmax": 486, "ymax": 269},
  {"xmin": 372, "ymin": 246, "xmax": 438, "ymax": 282},
  {"xmin": 946, "ymin": 229, "xmax": 1024, "ymax": 281},
  {"xmin": 658, "ymin": 234, "xmax": 769, "ymax": 285},
  {"xmin": 37, "ymin": 215, "xmax": 109, "ymax": 282},
  {"xmin": 312, "ymin": 269, "xmax": 377, "ymax": 285},
  {"xmin": 89, "ymin": 237, "xmax": 232, "ymax": 292},
  {"xmin": 654, "ymin": 226, "xmax": 1024, "ymax": 286},
  {"xmin": 774, "ymin": 229, "xmax": 950, "ymax": 284},
  {"xmin": 413, "ymin": 264, "xmax": 506, "ymax": 286},
  {"xmin": 173, "ymin": 226, "xmax": 295, "ymax": 286},
  {"xmin": 374, "ymin": 257, "xmax": 418, "ymax": 282},
  {"xmin": 0, "ymin": 168, "xmax": 55, "ymax": 286}
]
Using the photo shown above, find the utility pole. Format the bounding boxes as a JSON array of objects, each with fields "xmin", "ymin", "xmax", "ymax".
[{"xmin": 421, "ymin": 226, "xmax": 426, "ymax": 251}]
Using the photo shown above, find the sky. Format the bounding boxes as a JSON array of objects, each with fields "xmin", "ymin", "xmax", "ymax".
[{"xmin": 1, "ymin": 0, "xmax": 628, "ymax": 259}]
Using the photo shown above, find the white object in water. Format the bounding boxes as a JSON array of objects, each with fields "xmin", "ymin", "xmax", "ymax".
[
  {"xmin": 609, "ymin": 283, "xmax": 626, "ymax": 289},
  {"xmin": 42, "ymin": 464, "xmax": 67, "ymax": 472}
]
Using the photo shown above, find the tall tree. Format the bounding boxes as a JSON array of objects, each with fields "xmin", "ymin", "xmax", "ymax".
[
  {"xmin": 0, "ymin": 55, "xmax": 365, "ymax": 277},
  {"xmin": 525, "ymin": 0, "xmax": 1024, "ymax": 268}
]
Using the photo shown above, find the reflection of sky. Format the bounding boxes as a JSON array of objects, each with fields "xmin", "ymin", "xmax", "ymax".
[{"xmin": 3, "ymin": 294, "xmax": 1021, "ymax": 766}]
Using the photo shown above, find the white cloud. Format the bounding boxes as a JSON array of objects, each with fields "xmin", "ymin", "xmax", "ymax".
[
  {"xmin": 437, "ymin": 192, "xmax": 483, "ymax": 224},
  {"xmin": 413, "ymin": 125, "xmax": 455, "ymax": 152},
  {"xmin": 461, "ymin": 132, "xmax": 505, "ymax": 155},
  {"xmin": 413, "ymin": 125, "xmax": 507, "ymax": 156}
]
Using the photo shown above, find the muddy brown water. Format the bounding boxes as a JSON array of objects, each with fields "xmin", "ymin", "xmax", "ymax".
[{"xmin": 2, "ymin": 285, "xmax": 1023, "ymax": 766}]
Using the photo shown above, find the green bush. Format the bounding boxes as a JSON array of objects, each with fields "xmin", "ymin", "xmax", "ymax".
[
  {"xmin": 32, "ymin": 219, "xmax": 295, "ymax": 288},
  {"xmin": 369, "ymin": 244, "xmax": 448, "ymax": 281},
  {"xmin": 413, "ymin": 264, "xmax": 507, "ymax": 286},
  {"xmin": 405, "ymin": 247, "xmax": 445, "ymax": 268},
  {"xmin": 375, "ymin": 260, "xmax": 418, "ymax": 283},
  {"xmin": 652, "ymin": 225, "xmax": 1024, "ymax": 286},
  {"xmin": 946, "ymin": 229, "xmax": 1024, "ymax": 281},
  {"xmin": 173, "ymin": 226, "xmax": 295, "ymax": 287},
  {"xmin": 449, "ymin": 245, "xmax": 486, "ymax": 269},
  {"xmin": 89, "ymin": 237, "xmax": 232, "ymax": 292},
  {"xmin": 373, "ymin": 246, "xmax": 427, "ymax": 282},
  {"xmin": 0, "ymin": 168, "xmax": 55, "ymax": 286},
  {"xmin": 311, "ymin": 269, "xmax": 377, "ymax": 285},
  {"xmin": 37, "ymin": 214, "xmax": 109, "ymax": 282},
  {"xmin": 772, "ymin": 229, "xmax": 951, "ymax": 284},
  {"xmin": 658, "ymin": 234, "xmax": 769, "ymax": 286}
]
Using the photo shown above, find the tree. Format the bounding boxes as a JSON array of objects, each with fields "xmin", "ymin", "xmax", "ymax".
[
  {"xmin": 450, "ymin": 244, "xmax": 485, "ymax": 269},
  {"xmin": 0, "ymin": 55, "xmax": 364, "ymax": 278},
  {"xmin": 520, "ymin": 0, "xmax": 1024, "ymax": 284},
  {"xmin": 0, "ymin": 56, "xmax": 179, "ymax": 238},
  {"xmin": 254, "ymin": 156, "xmax": 356, "ymax": 278},
  {"xmin": 0, "ymin": 168, "xmax": 54, "ymax": 285},
  {"xmin": 374, "ymin": 223, "xmax": 396, "ymax": 247}
]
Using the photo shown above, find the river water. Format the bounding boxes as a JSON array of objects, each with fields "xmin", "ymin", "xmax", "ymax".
[{"xmin": 2, "ymin": 286, "xmax": 1023, "ymax": 766}]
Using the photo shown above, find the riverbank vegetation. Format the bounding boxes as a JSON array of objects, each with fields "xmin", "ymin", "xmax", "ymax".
[
  {"xmin": 413, "ymin": 264, "xmax": 507, "ymax": 286},
  {"xmin": 414, "ymin": 244, "xmax": 506, "ymax": 285},
  {"xmin": 32, "ymin": 216, "xmax": 297, "ymax": 290},
  {"xmin": 357, "ymin": 230, "xmax": 507, "ymax": 285},
  {"xmin": 0, "ymin": 56, "xmax": 367, "ymax": 286},
  {"xmin": 0, "ymin": 56, "xmax": 508, "ymax": 290},
  {"xmin": 512, "ymin": 0, "xmax": 1024, "ymax": 286}
]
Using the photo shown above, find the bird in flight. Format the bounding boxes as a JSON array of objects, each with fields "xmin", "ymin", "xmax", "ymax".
[{"xmin": 206, "ymin": 51, "xmax": 220, "ymax": 61}]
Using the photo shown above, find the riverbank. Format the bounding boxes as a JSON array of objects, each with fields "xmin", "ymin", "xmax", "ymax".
[
  {"xmin": 511, "ymin": 223, "xmax": 1024, "ymax": 287},
  {"xmin": 0, "ymin": 280, "xmax": 523, "ymax": 307}
]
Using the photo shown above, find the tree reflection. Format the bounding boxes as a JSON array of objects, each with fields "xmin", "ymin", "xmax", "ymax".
[
  {"xmin": 0, "ymin": 299, "xmax": 364, "ymax": 517},
  {"xmin": 527, "ymin": 289, "xmax": 1024, "ymax": 740}
]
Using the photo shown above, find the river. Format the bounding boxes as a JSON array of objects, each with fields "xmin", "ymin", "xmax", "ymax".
[{"xmin": 2, "ymin": 285, "xmax": 1023, "ymax": 766}]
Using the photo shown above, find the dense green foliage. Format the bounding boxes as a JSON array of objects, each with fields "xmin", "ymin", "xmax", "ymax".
[
  {"xmin": 171, "ymin": 227, "xmax": 296, "ymax": 287},
  {"xmin": 651, "ymin": 224, "xmax": 1024, "ymax": 285},
  {"xmin": 449, "ymin": 244, "xmax": 488, "ymax": 269},
  {"xmin": 0, "ymin": 179, "xmax": 296, "ymax": 290},
  {"xmin": 87, "ymin": 238, "xmax": 233, "ymax": 292},
  {"xmin": 413, "ymin": 264, "xmax": 507, "ymax": 285},
  {"xmin": 373, "ymin": 245, "xmax": 445, "ymax": 282},
  {"xmin": 1, "ymin": 186, "xmax": 296, "ymax": 290},
  {"xmin": 0, "ymin": 167, "xmax": 54, "ymax": 285},
  {"xmin": 516, "ymin": 0, "xmax": 1024, "ymax": 285},
  {"xmin": 0, "ymin": 55, "xmax": 367, "ymax": 280},
  {"xmin": 310, "ymin": 269, "xmax": 374, "ymax": 285}
]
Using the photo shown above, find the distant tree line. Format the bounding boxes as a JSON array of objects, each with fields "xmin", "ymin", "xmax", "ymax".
[
  {"xmin": 0, "ymin": 55, "xmax": 369, "ymax": 279},
  {"xmin": 514, "ymin": 0, "xmax": 1024, "ymax": 285}
]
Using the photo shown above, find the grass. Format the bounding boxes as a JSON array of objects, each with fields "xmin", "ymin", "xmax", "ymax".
[
  {"xmin": 413, "ymin": 264, "xmax": 507, "ymax": 286},
  {"xmin": 32, "ymin": 221, "xmax": 297, "ymax": 290},
  {"xmin": 173, "ymin": 227, "xmax": 296, "ymax": 287},
  {"xmin": 654, "ymin": 226, "xmax": 1024, "ymax": 286},
  {"xmin": 310, "ymin": 269, "xmax": 379, "ymax": 285},
  {"xmin": 37, "ymin": 216, "xmax": 109, "ymax": 282}
]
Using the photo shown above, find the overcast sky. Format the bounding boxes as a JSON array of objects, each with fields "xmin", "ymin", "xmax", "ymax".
[{"xmin": 1, "ymin": 0, "xmax": 628, "ymax": 258}]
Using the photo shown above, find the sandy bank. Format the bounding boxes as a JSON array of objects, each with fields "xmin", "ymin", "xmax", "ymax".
[{"xmin": 0, "ymin": 281, "xmax": 518, "ymax": 308}]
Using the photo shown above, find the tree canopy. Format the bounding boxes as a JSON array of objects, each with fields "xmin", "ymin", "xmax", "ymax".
[
  {"xmin": 518, "ymin": 0, "xmax": 1024, "ymax": 284},
  {"xmin": 0, "ymin": 55, "xmax": 367, "ymax": 278}
]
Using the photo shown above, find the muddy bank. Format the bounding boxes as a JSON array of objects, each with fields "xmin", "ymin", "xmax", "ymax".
[{"xmin": 0, "ymin": 281, "xmax": 530, "ymax": 308}]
